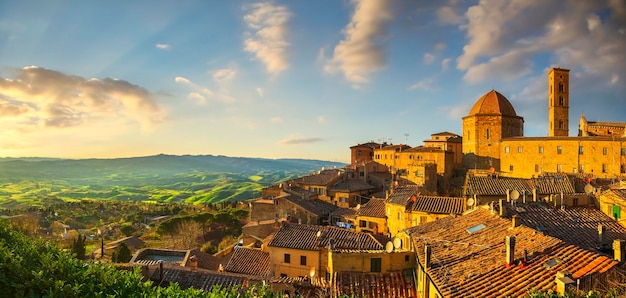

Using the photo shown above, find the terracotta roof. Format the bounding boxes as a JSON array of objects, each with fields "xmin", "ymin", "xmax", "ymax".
[
  {"xmin": 407, "ymin": 195, "xmax": 465, "ymax": 215},
  {"xmin": 283, "ymin": 195, "xmax": 338, "ymax": 216},
  {"xmin": 147, "ymin": 265, "xmax": 259, "ymax": 290},
  {"xmin": 587, "ymin": 121, "xmax": 626, "ymax": 128},
  {"xmin": 431, "ymin": 131, "xmax": 460, "ymax": 137},
  {"xmin": 224, "ymin": 247, "xmax": 271, "ymax": 276},
  {"xmin": 530, "ymin": 177, "xmax": 575, "ymax": 195},
  {"xmin": 188, "ymin": 249, "xmax": 221, "ymax": 271},
  {"xmin": 330, "ymin": 207, "xmax": 357, "ymax": 218},
  {"xmin": 268, "ymin": 223, "xmax": 386, "ymax": 252},
  {"xmin": 386, "ymin": 185, "xmax": 421, "ymax": 205},
  {"xmin": 329, "ymin": 178, "xmax": 375, "ymax": 192},
  {"xmin": 404, "ymin": 146, "xmax": 445, "ymax": 153},
  {"xmin": 408, "ymin": 208, "xmax": 618, "ymax": 297},
  {"xmin": 503, "ymin": 203, "xmax": 626, "ymax": 252},
  {"xmin": 357, "ymin": 198, "xmax": 386, "ymax": 218},
  {"xmin": 603, "ymin": 189, "xmax": 626, "ymax": 201},
  {"xmin": 467, "ymin": 89, "xmax": 518, "ymax": 117},
  {"xmin": 350, "ymin": 142, "xmax": 382, "ymax": 149},
  {"xmin": 295, "ymin": 169, "xmax": 343, "ymax": 186},
  {"xmin": 333, "ymin": 271, "xmax": 417, "ymax": 298}
]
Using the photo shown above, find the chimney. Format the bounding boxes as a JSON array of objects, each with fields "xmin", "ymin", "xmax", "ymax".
[
  {"xmin": 555, "ymin": 271, "xmax": 575, "ymax": 295},
  {"xmin": 188, "ymin": 255, "xmax": 198, "ymax": 269},
  {"xmin": 598, "ymin": 224, "xmax": 606, "ymax": 247},
  {"xmin": 506, "ymin": 189, "xmax": 511, "ymax": 202},
  {"xmin": 511, "ymin": 215, "xmax": 520, "ymax": 228},
  {"xmin": 499, "ymin": 199, "xmax": 507, "ymax": 217},
  {"xmin": 158, "ymin": 260, "xmax": 164, "ymax": 283},
  {"xmin": 505, "ymin": 236, "xmax": 515, "ymax": 266},
  {"xmin": 424, "ymin": 244, "xmax": 432, "ymax": 268},
  {"xmin": 532, "ymin": 188, "xmax": 537, "ymax": 202},
  {"xmin": 614, "ymin": 239, "xmax": 625, "ymax": 262}
]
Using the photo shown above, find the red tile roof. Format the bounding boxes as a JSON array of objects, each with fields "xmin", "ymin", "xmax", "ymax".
[
  {"xmin": 293, "ymin": 169, "xmax": 343, "ymax": 186},
  {"xmin": 329, "ymin": 178, "xmax": 375, "ymax": 192},
  {"xmin": 386, "ymin": 185, "xmax": 421, "ymax": 205},
  {"xmin": 147, "ymin": 265, "xmax": 260, "ymax": 290},
  {"xmin": 357, "ymin": 198, "xmax": 386, "ymax": 218},
  {"xmin": 224, "ymin": 247, "xmax": 271, "ymax": 276},
  {"xmin": 332, "ymin": 271, "xmax": 417, "ymax": 298},
  {"xmin": 407, "ymin": 195, "xmax": 465, "ymax": 215},
  {"xmin": 268, "ymin": 223, "xmax": 386, "ymax": 252},
  {"xmin": 465, "ymin": 175, "xmax": 575, "ymax": 197},
  {"xmin": 503, "ymin": 203, "xmax": 626, "ymax": 252},
  {"xmin": 408, "ymin": 208, "xmax": 619, "ymax": 297},
  {"xmin": 283, "ymin": 195, "xmax": 338, "ymax": 217}
]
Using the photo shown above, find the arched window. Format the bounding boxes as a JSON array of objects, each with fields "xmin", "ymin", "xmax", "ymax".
[
  {"xmin": 559, "ymin": 120, "xmax": 564, "ymax": 129},
  {"xmin": 559, "ymin": 96, "xmax": 564, "ymax": 106},
  {"xmin": 558, "ymin": 82, "xmax": 564, "ymax": 92}
]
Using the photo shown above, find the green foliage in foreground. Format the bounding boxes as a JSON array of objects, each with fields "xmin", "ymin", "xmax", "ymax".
[
  {"xmin": 0, "ymin": 220, "xmax": 288, "ymax": 297},
  {"xmin": 524, "ymin": 288, "xmax": 623, "ymax": 298}
]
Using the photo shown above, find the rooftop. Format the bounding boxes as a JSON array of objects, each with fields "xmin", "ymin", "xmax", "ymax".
[
  {"xmin": 329, "ymin": 178, "xmax": 375, "ymax": 192},
  {"xmin": 407, "ymin": 195, "xmax": 465, "ymax": 215},
  {"xmin": 357, "ymin": 198, "xmax": 386, "ymax": 218},
  {"xmin": 465, "ymin": 175, "xmax": 575, "ymax": 196},
  {"xmin": 333, "ymin": 271, "xmax": 417, "ymax": 298},
  {"xmin": 386, "ymin": 185, "xmax": 421, "ymax": 206},
  {"xmin": 467, "ymin": 89, "xmax": 519, "ymax": 117},
  {"xmin": 408, "ymin": 207, "xmax": 618, "ymax": 297},
  {"xmin": 268, "ymin": 223, "xmax": 387, "ymax": 252},
  {"xmin": 224, "ymin": 247, "xmax": 271, "ymax": 276},
  {"xmin": 283, "ymin": 195, "xmax": 339, "ymax": 217}
]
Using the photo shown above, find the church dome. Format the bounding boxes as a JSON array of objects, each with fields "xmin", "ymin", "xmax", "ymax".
[{"xmin": 468, "ymin": 90, "xmax": 518, "ymax": 117}]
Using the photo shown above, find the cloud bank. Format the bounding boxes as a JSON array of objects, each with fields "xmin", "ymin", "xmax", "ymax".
[{"xmin": 0, "ymin": 66, "xmax": 163, "ymax": 130}]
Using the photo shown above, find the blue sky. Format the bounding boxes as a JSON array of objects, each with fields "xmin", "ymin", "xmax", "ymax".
[{"xmin": 0, "ymin": 0, "xmax": 624, "ymax": 163}]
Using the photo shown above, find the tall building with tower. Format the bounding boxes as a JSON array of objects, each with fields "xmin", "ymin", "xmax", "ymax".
[{"xmin": 548, "ymin": 68, "xmax": 570, "ymax": 137}]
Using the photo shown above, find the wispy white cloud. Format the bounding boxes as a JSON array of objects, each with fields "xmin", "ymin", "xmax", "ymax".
[
  {"xmin": 256, "ymin": 87, "xmax": 264, "ymax": 97},
  {"xmin": 423, "ymin": 53, "xmax": 436, "ymax": 64},
  {"xmin": 441, "ymin": 58, "xmax": 451, "ymax": 70},
  {"xmin": 436, "ymin": 5, "xmax": 463, "ymax": 25},
  {"xmin": 278, "ymin": 134, "xmax": 323, "ymax": 145},
  {"xmin": 317, "ymin": 115, "xmax": 326, "ymax": 124},
  {"xmin": 243, "ymin": 2, "xmax": 291, "ymax": 75},
  {"xmin": 155, "ymin": 43, "xmax": 170, "ymax": 50},
  {"xmin": 269, "ymin": 116, "xmax": 282, "ymax": 123},
  {"xmin": 323, "ymin": 0, "xmax": 393, "ymax": 87},
  {"xmin": 212, "ymin": 68, "xmax": 237, "ymax": 82},
  {"xmin": 174, "ymin": 76, "xmax": 216, "ymax": 104},
  {"xmin": 0, "ymin": 66, "xmax": 164, "ymax": 131},
  {"xmin": 408, "ymin": 78, "xmax": 434, "ymax": 91}
]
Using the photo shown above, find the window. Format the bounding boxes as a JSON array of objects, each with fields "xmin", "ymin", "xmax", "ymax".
[
  {"xmin": 613, "ymin": 205, "xmax": 621, "ymax": 220},
  {"xmin": 467, "ymin": 130, "xmax": 470, "ymax": 141},
  {"xmin": 535, "ymin": 164, "xmax": 539, "ymax": 173},
  {"xmin": 603, "ymin": 147, "xmax": 608, "ymax": 155},
  {"xmin": 557, "ymin": 146, "xmax": 562, "ymax": 154},
  {"xmin": 466, "ymin": 223, "xmax": 486, "ymax": 234},
  {"xmin": 504, "ymin": 146, "xmax": 510, "ymax": 153},
  {"xmin": 538, "ymin": 146, "xmax": 544, "ymax": 154},
  {"xmin": 557, "ymin": 164, "xmax": 563, "ymax": 172},
  {"xmin": 370, "ymin": 258, "xmax": 382, "ymax": 272},
  {"xmin": 359, "ymin": 220, "xmax": 367, "ymax": 228},
  {"xmin": 622, "ymin": 148, "xmax": 626, "ymax": 156},
  {"xmin": 559, "ymin": 120, "xmax": 564, "ymax": 129},
  {"xmin": 573, "ymin": 198, "xmax": 579, "ymax": 207},
  {"xmin": 368, "ymin": 222, "xmax": 378, "ymax": 229},
  {"xmin": 518, "ymin": 146, "xmax": 523, "ymax": 153},
  {"xmin": 300, "ymin": 256, "xmax": 307, "ymax": 266},
  {"xmin": 509, "ymin": 164, "xmax": 514, "ymax": 171},
  {"xmin": 420, "ymin": 216, "xmax": 427, "ymax": 224},
  {"xmin": 558, "ymin": 82, "xmax": 564, "ymax": 92},
  {"xmin": 405, "ymin": 255, "xmax": 410, "ymax": 262},
  {"xmin": 284, "ymin": 254, "xmax": 291, "ymax": 264},
  {"xmin": 579, "ymin": 165, "xmax": 585, "ymax": 173},
  {"xmin": 486, "ymin": 129, "xmax": 490, "ymax": 140},
  {"xmin": 579, "ymin": 146, "xmax": 584, "ymax": 155},
  {"xmin": 602, "ymin": 164, "xmax": 607, "ymax": 173},
  {"xmin": 417, "ymin": 155, "xmax": 422, "ymax": 161},
  {"xmin": 559, "ymin": 96, "xmax": 564, "ymax": 106}
]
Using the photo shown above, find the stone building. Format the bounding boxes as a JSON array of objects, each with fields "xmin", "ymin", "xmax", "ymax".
[{"xmin": 463, "ymin": 67, "xmax": 625, "ymax": 179}]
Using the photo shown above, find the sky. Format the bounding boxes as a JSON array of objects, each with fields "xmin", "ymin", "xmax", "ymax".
[{"xmin": 0, "ymin": 0, "xmax": 625, "ymax": 163}]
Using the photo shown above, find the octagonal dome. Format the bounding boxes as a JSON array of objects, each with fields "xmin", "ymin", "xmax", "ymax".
[{"xmin": 468, "ymin": 90, "xmax": 518, "ymax": 117}]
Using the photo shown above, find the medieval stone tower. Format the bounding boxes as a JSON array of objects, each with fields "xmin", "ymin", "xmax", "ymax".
[
  {"xmin": 462, "ymin": 90, "xmax": 524, "ymax": 170},
  {"xmin": 548, "ymin": 68, "xmax": 570, "ymax": 137}
]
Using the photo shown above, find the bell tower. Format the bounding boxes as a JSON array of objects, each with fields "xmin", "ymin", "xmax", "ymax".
[{"xmin": 548, "ymin": 68, "xmax": 570, "ymax": 137}]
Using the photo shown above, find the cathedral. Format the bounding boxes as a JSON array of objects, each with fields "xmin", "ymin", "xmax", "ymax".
[{"xmin": 462, "ymin": 68, "xmax": 626, "ymax": 179}]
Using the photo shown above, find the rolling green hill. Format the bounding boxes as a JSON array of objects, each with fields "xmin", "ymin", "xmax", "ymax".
[{"xmin": 0, "ymin": 154, "xmax": 344, "ymax": 208}]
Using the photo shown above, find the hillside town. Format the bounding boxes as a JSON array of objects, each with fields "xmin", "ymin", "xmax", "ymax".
[{"xmin": 104, "ymin": 68, "xmax": 626, "ymax": 297}]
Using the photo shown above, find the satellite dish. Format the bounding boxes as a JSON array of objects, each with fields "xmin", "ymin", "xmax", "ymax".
[
  {"xmin": 466, "ymin": 198, "xmax": 475, "ymax": 207},
  {"xmin": 511, "ymin": 190, "xmax": 520, "ymax": 200},
  {"xmin": 385, "ymin": 241, "xmax": 394, "ymax": 253},
  {"xmin": 393, "ymin": 237, "xmax": 402, "ymax": 249},
  {"xmin": 584, "ymin": 184, "xmax": 594, "ymax": 194}
]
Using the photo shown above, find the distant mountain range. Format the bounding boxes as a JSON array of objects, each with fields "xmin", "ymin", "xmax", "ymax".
[
  {"xmin": 0, "ymin": 155, "xmax": 346, "ymax": 206},
  {"xmin": 0, "ymin": 154, "xmax": 346, "ymax": 180}
]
